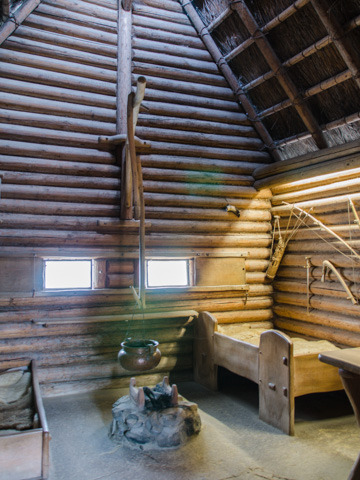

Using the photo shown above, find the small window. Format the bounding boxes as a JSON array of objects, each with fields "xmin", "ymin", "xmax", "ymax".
[
  {"xmin": 44, "ymin": 259, "xmax": 92, "ymax": 289},
  {"xmin": 146, "ymin": 259, "xmax": 190, "ymax": 288}
]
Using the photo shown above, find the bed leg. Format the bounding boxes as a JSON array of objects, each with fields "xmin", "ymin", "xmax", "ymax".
[
  {"xmin": 194, "ymin": 311, "xmax": 218, "ymax": 390},
  {"xmin": 259, "ymin": 330, "xmax": 295, "ymax": 435}
]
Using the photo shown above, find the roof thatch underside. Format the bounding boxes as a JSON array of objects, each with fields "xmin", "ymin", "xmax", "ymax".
[{"xmin": 192, "ymin": 0, "xmax": 360, "ymax": 160}]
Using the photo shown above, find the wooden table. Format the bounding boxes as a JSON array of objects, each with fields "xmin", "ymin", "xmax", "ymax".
[{"xmin": 319, "ymin": 348, "xmax": 360, "ymax": 480}]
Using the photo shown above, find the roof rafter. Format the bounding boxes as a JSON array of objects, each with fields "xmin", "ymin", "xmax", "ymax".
[
  {"xmin": 230, "ymin": 0, "xmax": 329, "ymax": 151},
  {"xmin": 311, "ymin": 0, "xmax": 360, "ymax": 91},
  {"xmin": 179, "ymin": 0, "xmax": 281, "ymax": 160},
  {"xmin": 0, "ymin": 0, "xmax": 41, "ymax": 46}
]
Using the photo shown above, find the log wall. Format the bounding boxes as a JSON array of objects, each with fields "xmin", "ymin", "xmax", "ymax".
[
  {"xmin": 0, "ymin": 0, "xmax": 273, "ymax": 394},
  {"xmin": 254, "ymin": 141, "xmax": 360, "ymax": 348}
]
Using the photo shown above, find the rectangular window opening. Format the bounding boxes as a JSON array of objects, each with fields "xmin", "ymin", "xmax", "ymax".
[
  {"xmin": 44, "ymin": 259, "xmax": 92, "ymax": 289},
  {"xmin": 146, "ymin": 259, "xmax": 190, "ymax": 288}
]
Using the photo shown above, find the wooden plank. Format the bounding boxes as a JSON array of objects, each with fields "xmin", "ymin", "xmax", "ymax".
[
  {"xmin": 195, "ymin": 257, "xmax": 246, "ymax": 286},
  {"xmin": 258, "ymin": 330, "xmax": 294, "ymax": 435},
  {"xmin": 294, "ymin": 354, "xmax": 343, "ymax": 397},
  {"xmin": 214, "ymin": 332, "xmax": 259, "ymax": 383},
  {"xmin": 0, "ymin": 430, "xmax": 43, "ymax": 480}
]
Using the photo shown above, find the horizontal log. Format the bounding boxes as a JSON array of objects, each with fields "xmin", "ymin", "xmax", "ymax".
[
  {"xmin": 136, "ymin": 127, "xmax": 262, "ymax": 149},
  {"xmin": 14, "ymin": 25, "xmax": 117, "ymax": 57},
  {"xmin": 0, "ymin": 92, "xmax": 116, "ymax": 122},
  {"xmin": 0, "ymin": 155, "xmax": 119, "ymax": 177},
  {"xmin": 215, "ymin": 309, "xmax": 273, "ymax": 324},
  {"xmin": 272, "ymin": 177, "xmax": 360, "ymax": 205},
  {"xmin": 133, "ymin": 25, "xmax": 203, "ymax": 49},
  {"xmin": 0, "ymin": 213, "xmax": 269, "ymax": 234},
  {"xmin": 137, "ymin": 0, "xmax": 183, "ymax": 13},
  {"xmin": 0, "ymin": 108, "xmax": 115, "ymax": 135},
  {"xmin": 43, "ymin": 0, "xmax": 117, "ymax": 22},
  {"xmin": 133, "ymin": 61, "xmax": 227, "ymax": 87},
  {"xmin": 0, "ymin": 123, "xmax": 113, "ymax": 148},
  {"xmin": 273, "ymin": 304, "xmax": 360, "ymax": 333},
  {"xmin": 24, "ymin": 12, "xmax": 117, "ymax": 44},
  {"xmin": 272, "ymin": 191, "xmax": 360, "ymax": 215},
  {"xmin": 138, "ymin": 74, "xmax": 234, "ymax": 101},
  {"xmin": 132, "ymin": 2, "xmax": 188, "ymax": 24},
  {"xmin": 138, "ymin": 116, "xmax": 252, "ymax": 135},
  {"xmin": 255, "ymin": 153, "xmax": 360, "ymax": 192},
  {"xmin": 0, "ymin": 230, "xmax": 271, "ymax": 248},
  {"xmin": 1, "ymin": 185, "xmax": 120, "ymax": 204},
  {"xmin": 133, "ymin": 12, "xmax": 196, "ymax": 36},
  {"xmin": 274, "ymin": 279, "xmax": 359, "ymax": 299},
  {"xmin": 35, "ymin": 356, "xmax": 192, "ymax": 383},
  {"xmin": 4, "ymin": 36, "xmax": 117, "ymax": 69},
  {"xmin": 273, "ymin": 291, "xmax": 360, "ymax": 317},
  {"xmin": 139, "ymin": 155, "xmax": 265, "ymax": 175},
  {"xmin": 0, "ymin": 50, "xmax": 117, "ymax": 83},
  {"xmin": 0, "ymin": 77, "xmax": 116, "ymax": 109},
  {"xmin": 36, "ymin": 3, "xmax": 117, "ymax": 32},
  {"xmin": 0, "ymin": 199, "xmax": 120, "ymax": 217},
  {"xmin": 141, "ymin": 88, "xmax": 240, "ymax": 112},
  {"xmin": 280, "ymin": 253, "xmax": 360, "ymax": 269},
  {"xmin": 145, "ymin": 207, "xmax": 271, "ymax": 221},
  {"xmin": 142, "ymin": 168, "xmax": 253, "ymax": 186},
  {"xmin": 0, "ymin": 140, "xmax": 115, "ymax": 163},
  {"xmin": 254, "ymin": 139, "xmax": 360, "ymax": 180},
  {"xmin": 140, "ymin": 100, "xmax": 247, "ymax": 125},
  {"xmin": 142, "ymin": 142, "xmax": 269, "ymax": 162},
  {"xmin": 276, "ymin": 266, "xmax": 360, "ymax": 284},
  {"xmin": 132, "ymin": 36, "xmax": 211, "ymax": 61},
  {"xmin": 144, "ymin": 219, "xmax": 271, "ymax": 234},
  {"xmin": 0, "ymin": 62, "xmax": 116, "ymax": 95},
  {"xmin": 133, "ymin": 49, "xmax": 218, "ymax": 74},
  {"xmin": 0, "ymin": 172, "xmax": 120, "ymax": 190},
  {"xmin": 143, "ymin": 181, "xmax": 268, "ymax": 198},
  {"xmin": 274, "ymin": 317, "xmax": 360, "ymax": 347}
]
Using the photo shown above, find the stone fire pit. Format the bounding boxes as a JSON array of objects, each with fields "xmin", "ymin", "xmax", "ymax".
[{"xmin": 109, "ymin": 377, "xmax": 201, "ymax": 449}]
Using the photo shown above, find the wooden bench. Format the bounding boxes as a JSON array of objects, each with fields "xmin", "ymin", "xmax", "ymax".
[{"xmin": 194, "ymin": 311, "xmax": 343, "ymax": 435}]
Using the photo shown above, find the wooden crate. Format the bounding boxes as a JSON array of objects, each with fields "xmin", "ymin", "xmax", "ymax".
[{"xmin": 0, "ymin": 361, "xmax": 50, "ymax": 480}]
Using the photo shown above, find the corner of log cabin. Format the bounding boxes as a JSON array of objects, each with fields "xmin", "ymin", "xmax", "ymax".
[{"xmin": 0, "ymin": 0, "xmax": 359, "ymax": 398}]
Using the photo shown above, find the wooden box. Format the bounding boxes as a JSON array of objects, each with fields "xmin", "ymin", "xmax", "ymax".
[{"xmin": 0, "ymin": 361, "xmax": 50, "ymax": 480}]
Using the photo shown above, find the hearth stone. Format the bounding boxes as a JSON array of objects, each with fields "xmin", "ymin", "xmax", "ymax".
[{"xmin": 109, "ymin": 377, "xmax": 201, "ymax": 449}]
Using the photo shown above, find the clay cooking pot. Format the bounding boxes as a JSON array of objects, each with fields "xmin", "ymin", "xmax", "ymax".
[{"xmin": 118, "ymin": 339, "xmax": 161, "ymax": 371}]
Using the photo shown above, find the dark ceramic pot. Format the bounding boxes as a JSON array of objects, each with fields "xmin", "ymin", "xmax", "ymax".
[{"xmin": 118, "ymin": 339, "xmax": 161, "ymax": 372}]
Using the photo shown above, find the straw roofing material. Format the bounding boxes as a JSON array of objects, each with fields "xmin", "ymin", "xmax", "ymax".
[{"xmin": 191, "ymin": 0, "xmax": 360, "ymax": 160}]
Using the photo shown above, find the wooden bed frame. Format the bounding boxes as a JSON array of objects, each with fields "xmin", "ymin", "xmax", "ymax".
[
  {"xmin": 194, "ymin": 311, "xmax": 343, "ymax": 435},
  {"xmin": 0, "ymin": 360, "xmax": 50, "ymax": 480}
]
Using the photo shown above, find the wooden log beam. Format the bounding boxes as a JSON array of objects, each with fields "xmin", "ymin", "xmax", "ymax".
[
  {"xmin": 230, "ymin": 0, "xmax": 328, "ymax": 151},
  {"xmin": 24, "ymin": 12, "xmax": 117, "ymax": 44},
  {"xmin": 311, "ymin": 0, "xmax": 360, "ymax": 90},
  {"xmin": 0, "ymin": 0, "xmax": 41, "ymax": 46}
]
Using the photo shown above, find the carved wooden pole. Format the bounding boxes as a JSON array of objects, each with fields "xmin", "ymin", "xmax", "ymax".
[{"xmin": 118, "ymin": 0, "xmax": 133, "ymax": 219}]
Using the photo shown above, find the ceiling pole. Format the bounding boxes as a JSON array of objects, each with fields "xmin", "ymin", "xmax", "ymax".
[
  {"xmin": 311, "ymin": 0, "xmax": 360, "ymax": 91},
  {"xmin": 118, "ymin": 0, "xmax": 133, "ymax": 219},
  {"xmin": 231, "ymin": 0, "xmax": 328, "ymax": 151},
  {"xmin": 179, "ymin": 0, "xmax": 281, "ymax": 161}
]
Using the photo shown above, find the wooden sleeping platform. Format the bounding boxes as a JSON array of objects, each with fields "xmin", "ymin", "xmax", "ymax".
[{"xmin": 194, "ymin": 311, "xmax": 343, "ymax": 435}]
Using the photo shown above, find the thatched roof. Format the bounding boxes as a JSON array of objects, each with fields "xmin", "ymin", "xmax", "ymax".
[{"xmin": 192, "ymin": 0, "xmax": 360, "ymax": 160}]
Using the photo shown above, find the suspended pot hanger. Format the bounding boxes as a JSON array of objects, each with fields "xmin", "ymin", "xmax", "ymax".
[{"xmin": 118, "ymin": 77, "xmax": 161, "ymax": 372}]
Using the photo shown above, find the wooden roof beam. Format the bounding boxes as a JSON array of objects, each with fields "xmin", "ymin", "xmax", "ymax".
[
  {"xmin": 231, "ymin": 0, "xmax": 328, "ymax": 151},
  {"xmin": 0, "ymin": 0, "xmax": 41, "ymax": 46},
  {"xmin": 2, "ymin": 0, "xmax": 11, "ymax": 18},
  {"xmin": 207, "ymin": 6, "xmax": 232, "ymax": 32},
  {"xmin": 243, "ymin": 13, "xmax": 360, "ymax": 92},
  {"xmin": 311, "ymin": 0, "xmax": 360, "ymax": 91},
  {"xmin": 179, "ymin": 0, "xmax": 281, "ymax": 161}
]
